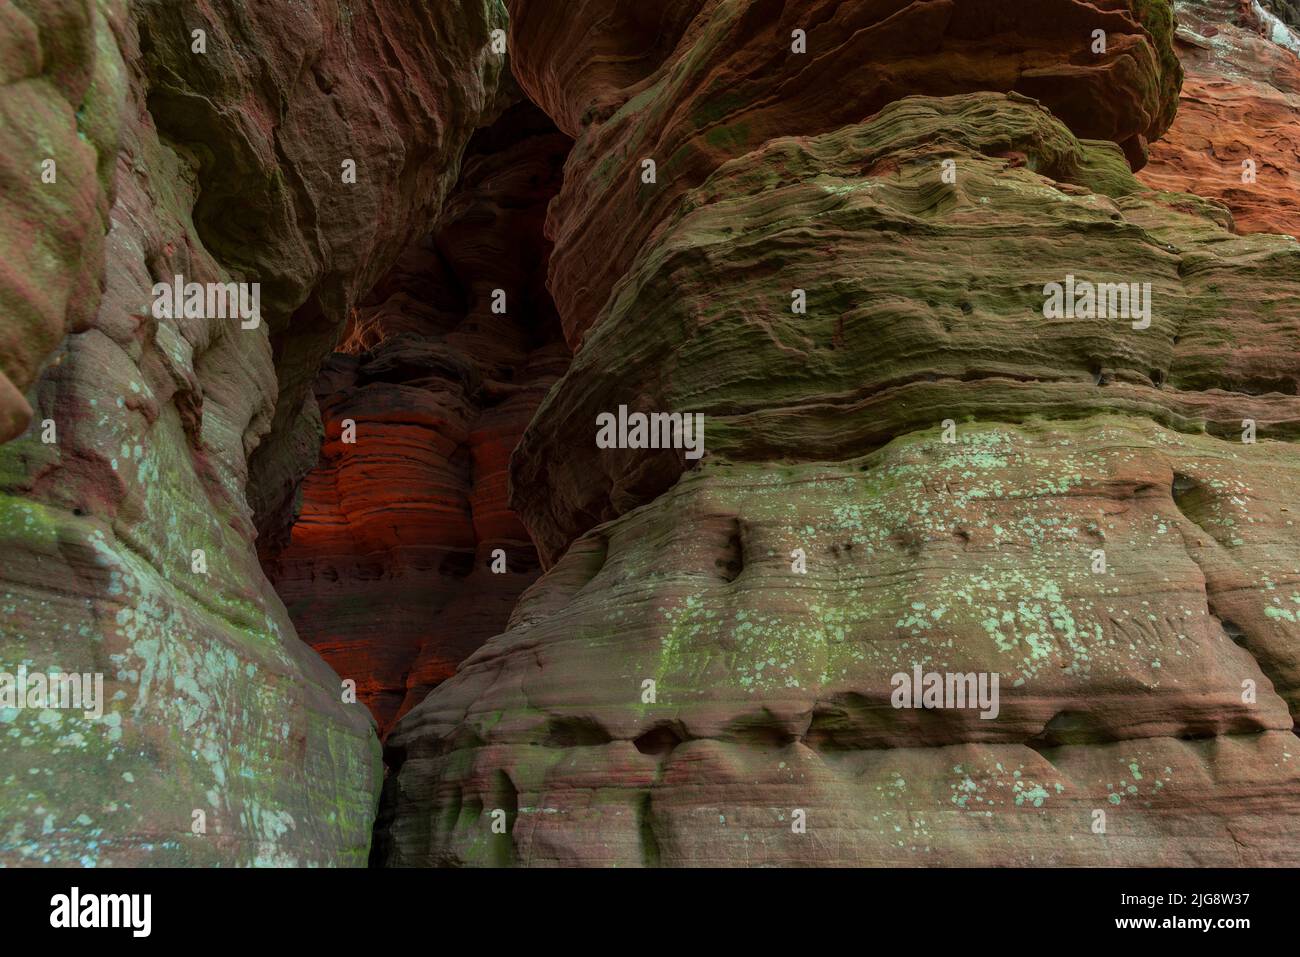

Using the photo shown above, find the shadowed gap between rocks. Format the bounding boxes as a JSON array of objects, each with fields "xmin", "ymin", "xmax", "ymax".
[
  {"xmin": 264, "ymin": 105, "xmax": 571, "ymax": 715},
  {"xmin": 245, "ymin": 101, "xmax": 573, "ymax": 862}
]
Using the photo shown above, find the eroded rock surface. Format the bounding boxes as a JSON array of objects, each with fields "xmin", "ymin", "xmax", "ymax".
[
  {"xmin": 515, "ymin": 95, "xmax": 1300, "ymax": 564},
  {"xmin": 518, "ymin": 0, "xmax": 1182, "ymax": 350},
  {"xmin": 1140, "ymin": 0, "xmax": 1300, "ymax": 237},
  {"xmin": 0, "ymin": 0, "xmax": 125, "ymax": 443},
  {"xmin": 386, "ymin": 419, "xmax": 1300, "ymax": 865},
  {"xmin": 378, "ymin": 2, "xmax": 1300, "ymax": 866},
  {"xmin": 0, "ymin": 0, "xmax": 505, "ymax": 865},
  {"xmin": 5, "ymin": 0, "xmax": 1299, "ymax": 870},
  {"xmin": 263, "ymin": 102, "xmax": 571, "ymax": 734}
]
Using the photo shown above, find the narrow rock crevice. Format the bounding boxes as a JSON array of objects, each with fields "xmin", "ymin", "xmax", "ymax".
[{"xmin": 260, "ymin": 101, "xmax": 573, "ymax": 737}]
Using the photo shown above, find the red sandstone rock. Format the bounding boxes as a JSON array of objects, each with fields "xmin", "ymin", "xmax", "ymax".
[
  {"xmin": 378, "ymin": 3, "xmax": 1300, "ymax": 867},
  {"xmin": 4, "ymin": 0, "xmax": 1300, "ymax": 872},
  {"xmin": 1140, "ymin": 1, "xmax": 1300, "ymax": 237},
  {"xmin": 0, "ymin": 0, "xmax": 506, "ymax": 865},
  {"xmin": 509, "ymin": 0, "xmax": 1184, "ymax": 348},
  {"xmin": 384, "ymin": 419, "xmax": 1300, "ymax": 866},
  {"xmin": 0, "ymin": 0, "xmax": 125, "ymax": 442},
  {"xmin": 264, "ymin": 103, "xmax": 572, "ymax": 734}
]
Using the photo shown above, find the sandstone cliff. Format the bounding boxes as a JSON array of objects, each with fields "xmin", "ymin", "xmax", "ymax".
[
  {"xmin": 1140, "ymin": 0, "xmax": 1300, "ymax": 236},
  {"xmin": 0, "ymin": 0, "xmax": 505, "ymax": 865},
  {"xmin": 262, "ymin": 101, "xmax": 571, "ymax": 735},
  {"xmin": 378, "ymin": 0, "xmax": 1300, "ymax": 866},
  {"xmin": 3, "ymin": 0, "xmax": 1299, "ymax": 870}
]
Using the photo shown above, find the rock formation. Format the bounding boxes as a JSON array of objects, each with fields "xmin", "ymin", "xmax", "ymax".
[
  {"xmin": 0, "ymin": 0, "xmax": 124, "ymax": 444},
  {"xmin": 4, "ymin": 0, "xmax": 1300, "ymax": 871},
  {"xmin": 377, "ymin": 1, "xmax": 1300, "ymax": 866},
  {"xmin": 262, "ymin": 101, "xmax": 571, "ymax": 735},
  {"xmin": 1140, "ymin": 0, "xmax": 1300, "ymax": 237},
  {"xmin": 0, "ymin": 0, "xmax": 505, "ymax": 865}
]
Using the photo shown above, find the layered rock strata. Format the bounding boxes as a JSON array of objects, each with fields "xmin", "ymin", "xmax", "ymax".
[
  {"xmin": 379, "ymin": 1, "xmax": 1300, "ymax": 866},
  {"xmin": 0, "ymin": 0, "xmax": 505, "ymax": 865},
  {"xmin": 263, "ymin": 102, "xmax": 571, "ymax": 734},
  {"xmin": 1139, "ymin": 0, "xmax": 1300, "ymax": 237}
]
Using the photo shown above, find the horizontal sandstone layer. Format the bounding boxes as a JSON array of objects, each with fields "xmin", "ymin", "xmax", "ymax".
[
  {"xmin": 1139, "ymin": 0, "xmax": 1300, "ymax": 237},
  {"xmin": 509, "ymin": 0, "xmax": 1184, "ymax": 346},
  {"xmin": 513, "ymin": 94, "xmax": 1300, "ymax": 563},
  {"xmin": 265, "ymin": 103, "xmax": 572, "ymax": 734},
  {"xmin": 382, "ymin": 417, "xmax": 1300, "ymax": 865}
]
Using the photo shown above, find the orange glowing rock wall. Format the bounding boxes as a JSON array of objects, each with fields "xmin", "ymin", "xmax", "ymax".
[{"xmin": 263, "ymin": 103, "xmax": 571, "ymax": 734}]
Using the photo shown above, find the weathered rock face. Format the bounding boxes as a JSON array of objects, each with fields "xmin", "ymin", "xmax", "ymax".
[
  {"xmin": 6, "ymin": 0, "xmax": 1299, "ymax": 870},
  {"xmin": 1139, "ymin": 0, "xmax": 1300, "ymax": 237},
  {"xmin": 517, "ymin": 0, "xmax": 1183, "ymax": 352},
  {"xmin": 386, "ymin": 419, "xmax": 1300, "ymax": 866},
  {"xmin": 0, "ymin": 0, "xmax": 504, "ymax": 865},
  {"xmin": 0, "ymin": 0, "xmax": 125, "ymax": 443},
  {"xmin": 378, "ymin": 2, "xmax": 1300, "ymax": 866},
  {"xmin": 263, "ymin": 102, "xmax": 571, "ymax": 734},
  {"xmin": 129, "ymin": 0, "xmax": 512, "ymax": 544},
  {"xmin": 1261, "ymin": 0, "xmax": 1300, "ymax": 33},
  {"xmin": 515, "ymin": 95, "xmax": 1300, "ymax": 566}
]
